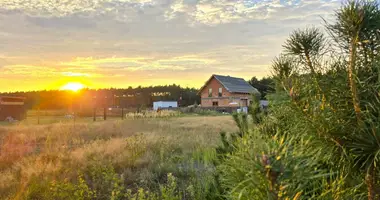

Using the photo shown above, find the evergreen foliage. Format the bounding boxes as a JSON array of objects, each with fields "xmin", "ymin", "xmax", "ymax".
[{"xmin": 216, "ymin": 1, "xmax": 380, "ymax": 199}]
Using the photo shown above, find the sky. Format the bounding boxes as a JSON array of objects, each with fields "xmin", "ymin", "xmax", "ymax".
[{"xmin": 0, "ymin": 0, "xmax": 341, "ymax": 92}]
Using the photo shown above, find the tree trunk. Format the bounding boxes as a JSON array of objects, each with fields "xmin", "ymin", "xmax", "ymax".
[
  {"xmin": 305, "ymin": 54, "xmax": 315, "ymax": 75},
  {"xmin": 348, "ymin": 37, "xmax": 361, "ymax": 122},
  {"xmin": 366, "ymin": 165, "xmax": 379, "ymax": 200}
]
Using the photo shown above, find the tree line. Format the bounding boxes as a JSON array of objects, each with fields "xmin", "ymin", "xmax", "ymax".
[
  {"xmin": 0, "ymin": 78, "xmax": 274, "ymax": 110},
  {"xmin": 0, "ymin": 85, "xmax": 200, "ymax": 110}
]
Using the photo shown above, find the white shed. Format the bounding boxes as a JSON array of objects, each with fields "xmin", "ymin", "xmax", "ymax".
[{"xmin": 153, "ymin": 101, "xmax": 178, "ymax": 111}]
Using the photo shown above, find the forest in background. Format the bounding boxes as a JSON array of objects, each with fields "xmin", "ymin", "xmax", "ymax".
[
  {"xmin": 0, "ymin": 77, "xmax": 273, "ymax": 110},
  {"xmin": 0, "ymin": 85, "xmax": 200, "ymax": 110}
]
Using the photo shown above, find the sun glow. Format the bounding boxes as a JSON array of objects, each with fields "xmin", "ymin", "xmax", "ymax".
[{"xmin": 60, "ymin": 82, "xmax": 85, "ymax": 92}]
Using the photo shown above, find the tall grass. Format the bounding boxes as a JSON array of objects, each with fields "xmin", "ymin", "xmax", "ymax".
[
  {"xmin": 0, "ymin": 116, "xmax": 237, "ymax": 199},
  {"xmin": 125, "ymin": 110, "xmax": 181, "ymax": 119}
]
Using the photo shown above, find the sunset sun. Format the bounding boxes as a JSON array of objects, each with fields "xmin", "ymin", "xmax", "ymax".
[{"xmin": 60, "ymin": 82, "xmax": 85, "ymax": 92}]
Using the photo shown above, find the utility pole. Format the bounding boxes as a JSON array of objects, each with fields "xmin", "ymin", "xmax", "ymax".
[
  {"xmin": 71, "ymin": 93, "xmax": 75, "ymax": 127},
  {"xmin": 93, "ymin": 107, "xmax": 96, "ymax": 121},
  {"xmin": 73, "ymin": 111, "xmax": 76, "ymax": 128},
  {"xmin": 104, "ymin": 96, "xmax": 107, "ymax": 120},
  {"xmin": 121, "ymin": 95, "xmax": 126, "ymax": 120},
  {"xmin": 37, "ymin": 108, "xmax": 40, "ymax": 125},
  {"xmin": 93, "ymin": 96, "xmax": 97, "ymax": 122}
]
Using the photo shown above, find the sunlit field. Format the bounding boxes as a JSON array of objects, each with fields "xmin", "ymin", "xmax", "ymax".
[{"xmin": 0, "ymin": 113, "xmax": 237, "ymax": 199}]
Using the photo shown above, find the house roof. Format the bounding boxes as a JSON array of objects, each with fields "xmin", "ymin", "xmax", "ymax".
[
  {"xmin": 0, "ymin": 96, "xmax": 25, "ymax": 100},
  {"xmin": 198, "ymin": 74, "xmax": 260, "ymax": 95},
  {"xmin": 0, "ymin": 96, "xmax": 25, "ymax": 105}
]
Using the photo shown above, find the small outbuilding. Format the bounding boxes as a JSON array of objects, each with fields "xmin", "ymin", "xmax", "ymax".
[
  {"xmin": 0, "ymin": 96, "xmax": 27, "ymax": 121},
  {"xmin": 153, "ymin": 101, "xmax": 178, "ymax": 111}
]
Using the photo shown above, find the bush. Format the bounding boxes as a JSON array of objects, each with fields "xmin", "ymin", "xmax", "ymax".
[{"xmin": 179, "ymin": 107, "xmax": 221, "ymax": 116}]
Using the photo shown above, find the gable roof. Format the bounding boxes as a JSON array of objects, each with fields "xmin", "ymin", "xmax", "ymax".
[{"xmin": 198, "ymin": 74, "xmax": 260, "ymax": 95}]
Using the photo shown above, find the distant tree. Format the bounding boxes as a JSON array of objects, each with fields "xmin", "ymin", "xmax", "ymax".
[{"xmin": 248, "ymin": 77, "xmax": 275, "ymax": 99}]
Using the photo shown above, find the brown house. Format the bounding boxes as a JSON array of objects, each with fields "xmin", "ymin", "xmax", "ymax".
[
  {"xmin": 0, "ymin": 96, "xmax": 27, "ymax": 121},
  {"xmin": 198, "ymin": 75, "xmax": 260, "ymax": 109}
]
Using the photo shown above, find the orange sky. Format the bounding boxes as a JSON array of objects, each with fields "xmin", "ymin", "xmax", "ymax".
[{"xmin": 0, "ymin": 0, "xmax": 340, "ymax": 92}]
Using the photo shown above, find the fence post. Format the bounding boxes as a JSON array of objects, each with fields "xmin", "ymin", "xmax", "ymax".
[
  {"xmin": 37, "ymin": 108, "xmax": 40, "ymax": 125},
  {"xmin": 104, "ymin": 107, "xmax": 107, "ymax": 120},
  {"xmin": 93, "ymin": 107, "xmax": 96, "ymax": 122},
  {"xmin": 121, "ymin": 107, "xmax": 124, "ymax": 120}
]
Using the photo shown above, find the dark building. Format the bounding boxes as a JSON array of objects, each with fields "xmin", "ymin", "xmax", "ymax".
[{"xmin": 0, "ymin": 96, "xmax": 27, "ymax": 121}]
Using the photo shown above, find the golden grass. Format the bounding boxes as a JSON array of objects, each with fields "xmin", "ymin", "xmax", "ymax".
[
  {"xmin": 125, "ymin": 110, "xmax": 181, "ymax": 118},
  {"xmin": 0, "ymin": 115, "xmax": 237, "ymax": 199}
]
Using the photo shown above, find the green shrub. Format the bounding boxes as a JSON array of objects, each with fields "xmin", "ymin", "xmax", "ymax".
[
  {"xmin": 214, "ymin": 1, "xmax": 380, "ymax": 199},
  {"xmin": 50, "ymin": 175, "xmax": 95, "ymax": 200},
  {"xmin": 179, "ymin": 107, "xmax": 221, "ymax": 116}
]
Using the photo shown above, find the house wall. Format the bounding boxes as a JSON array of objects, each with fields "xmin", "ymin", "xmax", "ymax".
[
  {"xmin": 199, "ymin": 77, "xmax": 252, "ymax": 107},
  {"xmin": 0, "ymin": 105, "xmax": 26, "ymax": 120},
  {"xmin": 0, "ymin": 97, "xmax": 26, "ymax": 121},
  {"xmin": 200, "ymin": 77, "xmax": 231, "ymax": 98}
]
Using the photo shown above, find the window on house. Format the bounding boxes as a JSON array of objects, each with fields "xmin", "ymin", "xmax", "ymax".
[
  {"xmin": 208, "ymin": 88, "xmax": 212, "ymax": 97},
  {"xmin": 212, "ymin": 101, "xmax": 218, "ymax": 106},
  {"xmin": 218, "ymin": 88, "xmax": 222, "ymax": 97}
]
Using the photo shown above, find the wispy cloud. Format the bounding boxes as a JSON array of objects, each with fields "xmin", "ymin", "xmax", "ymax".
[
  {"xmin": 0, "ymin": 0, "xmax": 156, "ymax": 17},
  {"xmin": 61, "ymin": 72, "xmax": 91, "ymax": 77},
  {"xmin": 61, "ymin": 55, "xmax": 217, "ymax": 71},
  {"xmin": 165, "ymin": 0, "xmax": 340, "ymax": 25},
  {"xmin": 0, "ymin": 0, "xmax": 342, "ymax": 91}
]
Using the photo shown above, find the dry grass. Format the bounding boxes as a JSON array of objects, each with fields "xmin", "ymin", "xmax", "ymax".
[
  {"xmin": 0, "ymin": 115, "xmax": 237, "ymax": 199},
  {"xmin": 126, "ymin": 110, "xmax": 181, "ymax": 118}
]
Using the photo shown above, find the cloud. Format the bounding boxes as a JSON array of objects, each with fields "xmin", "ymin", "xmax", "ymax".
[
  {"xmin": 0, "ymin": 0, "xmax": 344, "ymax": 91},
  {"xmin": 165, "ymin": 0, "xmax": 340, "ymax": 25},
  {"xmin": 60, "ymin": 55, "xmax": 217, "ymax": 72},
  {"xmin": 61, "ymin": 72, "xmax": 91, "ymax": 77},
  {"xmin": 0, "ymin": 65, "xmax": 58, "ymax": 78},
  {"xmin": 61, "ymin": 57, "xmax": 148, "ymax": 68},
  {"xmin": 26, "ymin": 15, "xmax": 97, "ymax": 29},
  {"xmin": 0, "ymin": 0, "xmax": 156, "ymax": 18},
  {"xmin": 1, "ymin": 0, "xmax": 339, "ymax": 25}
]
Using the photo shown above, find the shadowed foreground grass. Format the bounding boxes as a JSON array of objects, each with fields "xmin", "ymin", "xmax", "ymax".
[{"xmin": 0, "ymin": 116, "xmax": 237, "ymax": 199}]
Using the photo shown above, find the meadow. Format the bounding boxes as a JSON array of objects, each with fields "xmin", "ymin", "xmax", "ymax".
[
  {"xmin": 3, "ymin": 1, "xmax": 380, "ymax": 199},
  {"xmin": 0, "ymin": 112, "xmax": 237, "ymax": 199}
]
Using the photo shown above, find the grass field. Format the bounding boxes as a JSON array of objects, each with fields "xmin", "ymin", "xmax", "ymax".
[{"xmin": 0, "ymin": 114, "xmax": 237, "ymax": 199}]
